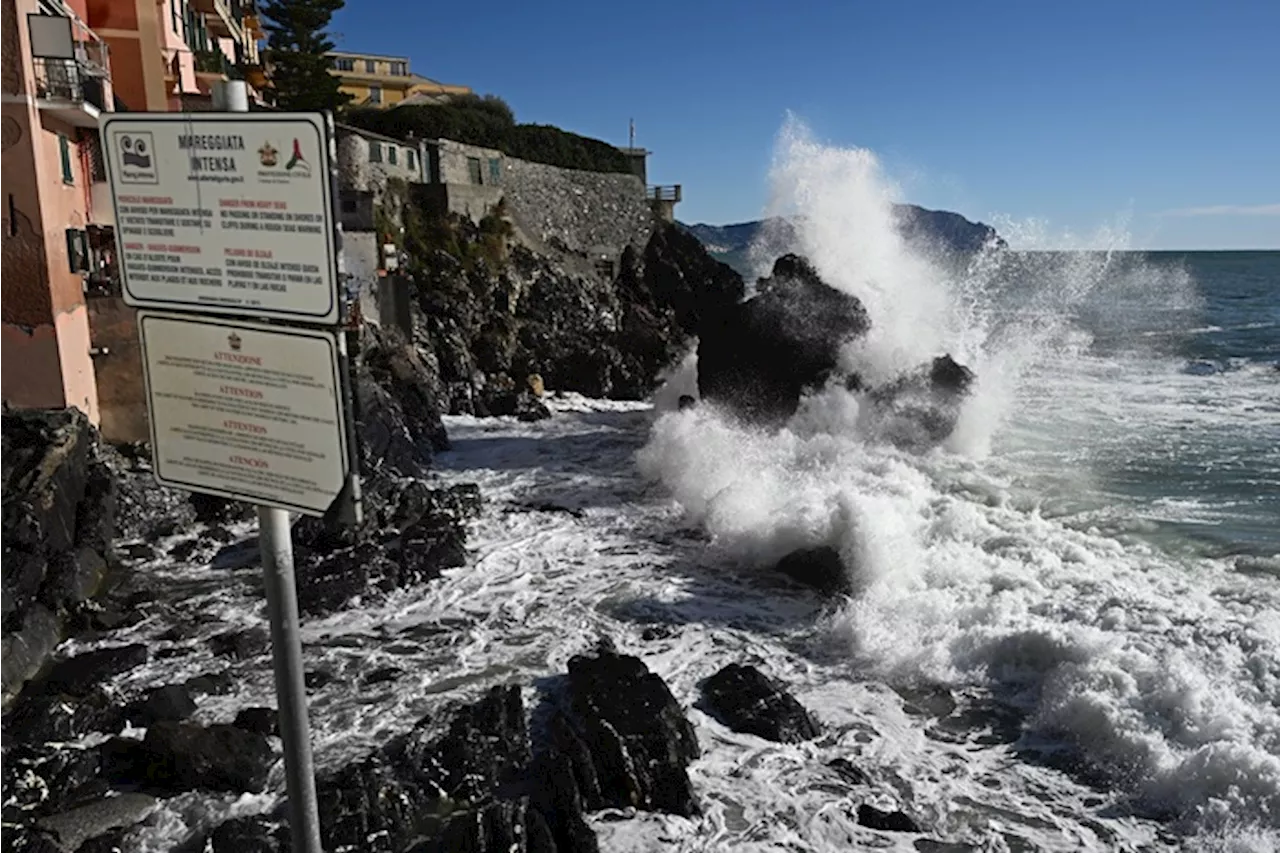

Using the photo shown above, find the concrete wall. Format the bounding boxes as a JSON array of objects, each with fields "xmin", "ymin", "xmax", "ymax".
[
  {"xmin": 85, "ymin": 296, "xmax": 147, "ymax": 443},
  {"xmin": 336, "ymin": 129, "xmax": 424, "ymax": 201},
  {"xmin": 501, "ymin": 157, "xmax": 652, "ymax": 259},
  {"xmin": 344, "ymin": 231, "xmax": 381, "ymax": 324},
  {"xmin": 433, "ymin": 139, "xmax": 504, "ymax": 186}
]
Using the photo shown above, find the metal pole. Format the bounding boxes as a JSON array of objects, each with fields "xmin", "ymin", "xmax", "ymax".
[
  {"xmin": 213, "ymin": 78, "xmax": 324, "ymax": 853},
  {"xmin": 257, "ymin": 506, "xmax": 323, "ymax": 853}
]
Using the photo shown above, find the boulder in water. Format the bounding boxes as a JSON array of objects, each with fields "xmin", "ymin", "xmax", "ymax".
[
  {"xmin": 701, "ymin": 663, "xmax": 820, "ymax": 743},
  {"xmin": 118, "ymin": 722, "xmax": 275, "ymax": 794},
  {"xmin": 698, "ymin": 254, "xmax": 870, "ymax": 424},
  {"xmin": 772, "ymin": 546, "xmax": 850, "ymax": 596},
  {"xmin": 857, "ymin": 803, "xmax": 921, "ymax": 833}
]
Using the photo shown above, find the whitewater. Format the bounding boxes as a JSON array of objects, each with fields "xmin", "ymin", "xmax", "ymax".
[{"xmin": 106, "ymin": 120, "xmax": 1278, "ymax": 852}]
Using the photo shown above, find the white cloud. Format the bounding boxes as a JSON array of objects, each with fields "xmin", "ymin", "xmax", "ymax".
[{"xmin": 1158, "ymin": 203, "xmax": 1280, "ymax": 217}]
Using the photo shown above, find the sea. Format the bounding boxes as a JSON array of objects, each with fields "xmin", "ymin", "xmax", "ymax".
[{"xmin": 96, "ymin": 123, "xmax": 1278, "ymax": 852}]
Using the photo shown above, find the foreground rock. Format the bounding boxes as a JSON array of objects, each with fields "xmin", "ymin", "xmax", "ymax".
[
  {"xmin": 104, "ymin": 722, "xmax": 274, "ymax": 794},
  {"xmin": 2, "ymin": 409, "xmax": 117, "ymax": 707},
  {"xmin": 701, "ymin": 663, "xmax": 820, "ymax": 743},
  {"xmin": 557, "ymin": 646, "xmax": 700, "ymax": 816}
]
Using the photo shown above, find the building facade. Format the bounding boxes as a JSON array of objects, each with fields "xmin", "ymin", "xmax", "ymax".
[
  {"xmin": 327, "ymin": 50, "xmax": 469, "ymax": 109},
  {"xmin": 2, "ymin": 0, "xmax": 116, "ymax": 421},
  {"xmin": 85, "ymin": 0, "xmax": 267, "ymax": 112}
]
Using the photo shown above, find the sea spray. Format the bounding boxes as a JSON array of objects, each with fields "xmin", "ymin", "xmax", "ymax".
[{"xmin": 637, "ymin": 119, "xmax": 1280, "ymax": 847}]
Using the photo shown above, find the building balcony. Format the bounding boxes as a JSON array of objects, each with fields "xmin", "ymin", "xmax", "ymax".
[
  {"xmin": 32, "ymin": 57, "xmax": 107, "ymax": 127},
  {"xmin": 193, "ymin": 49, "xmax": 243, "ymax": 80},
  {"xmin": 193, "ymin": 0, "xmax": 244, "ymax": 41},
  {"xmin": 647, "ymin": 185, "xmax": 683, "ymax": 203}
]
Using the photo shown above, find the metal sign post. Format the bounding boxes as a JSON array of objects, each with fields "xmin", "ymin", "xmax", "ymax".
[{"xmin": 217, "ymin": 80, "xmax": 323, "ymax": 853}]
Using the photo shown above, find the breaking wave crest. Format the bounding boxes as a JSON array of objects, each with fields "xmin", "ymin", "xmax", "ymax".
[{"xmin": 638, "ymin": 119, "xmax": 1280, "ymax": 848}]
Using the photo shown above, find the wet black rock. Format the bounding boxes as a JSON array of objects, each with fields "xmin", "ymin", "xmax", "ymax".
[
  {"xmin": 414, "ymin": 797, "xmax": 557, "ymax": 853},
  {"xmin": 124, "ymin": 684, "xmax": 197, "ymax": 727},
  {"xmin": 209, "ymin": 815, "xmax": 289, "ymax": 853},
  {"xmin": 863, "ymin": 354, "xmax": 976, "ymax": 449},
  {"xmin": 184, "ymin": 671, "xmax": 235, "ymax": 696},
  {"xmin": 560, "ymin": 648, "xmax": 700, "ymax": 815},
  {"xmin": 827, "ymin": 757, "xmax": 871, "ymax": 786},
  {"xmin": 701, "ymin": 663, "xmax": 820, "ymax": 743},
  {"xmin": 4, "ymin": 688, "xmax": 127, "ymax": 744},
  {"xmin": 233, "ymin": 707, "xmax": 279, "ymax": 737},
  {"xmin": 34, "ymin": 793, "xmax": 157, "ymax": 853},
  {"xmin": 292, "ymin": 482, "xmax": 478, "ymax": 617},
  {"xmin": 858, "ymin": 803, "xmax": 921, "ymax": 833},
  {"xmin": 41, "ymin": 644, "xmax": 148, "ymax": 697},
  {"xmin": 189, "ymin": 493, "xmax": 254, "ymax": 527},
  {"xmin": 3, "ymin": 827, "xmax": 64, "ymax": 853},
  {"xmin": 208, "ymin": 627, "xmax": 269, "ymax": 660},
  {"xmin": 2, "ymin": 408, "xmax": 118, "ymax": 705},
  {"xmin": 2, "ymin": 744, "xmax": 105, "ymax": 821},
  {"xmin": 114, "ymin": 722, "xmax": 275, "ymax": 794},
  {"xmin": 402, "ymin": 685, "xmax": 529, "ymax": 802},
  {"xmin": 772, "ymin": 546, "xmax": 850, "ymax": 597},
  {"xmin": 362, "ymin": 666, "xmax": 402, "ymax": 685},
  {"xmin": 697, "ymin": 254, "xmax": 870, "ymax": 425}
]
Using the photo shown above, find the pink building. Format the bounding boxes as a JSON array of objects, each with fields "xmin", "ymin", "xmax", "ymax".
[{"xmin": 2, "ymin": 0, "xmax": 116, "ymax": 422}]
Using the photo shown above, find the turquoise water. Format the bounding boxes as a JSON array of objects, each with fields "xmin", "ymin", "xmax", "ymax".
[{"xmin": 993, "ymin": 250, "xmax": 1279, "ymax": 559}]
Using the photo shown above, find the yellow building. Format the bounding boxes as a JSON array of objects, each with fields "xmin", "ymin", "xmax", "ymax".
[{"xmin": 326, "ymin": 51, "xmax": 470, "ymax": 108}]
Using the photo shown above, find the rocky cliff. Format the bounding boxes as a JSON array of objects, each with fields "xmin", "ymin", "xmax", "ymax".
[{"xmin": 400, "ymin": 206, "xmax": 743, "ymax": 413}]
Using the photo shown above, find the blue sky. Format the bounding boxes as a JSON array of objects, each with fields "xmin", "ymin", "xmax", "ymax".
[{"xmin": 332, "ymin": 0, "xmax": 1279, "ymax": 249}]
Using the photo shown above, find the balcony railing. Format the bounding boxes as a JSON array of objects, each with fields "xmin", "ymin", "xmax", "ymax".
[
  {"xmin": 647, "ymin": 185, "xmax": 682, "ymax": 203},
  {"xmin": 33, "ymin": 57, "xmax": 106, "ymax": 111}
]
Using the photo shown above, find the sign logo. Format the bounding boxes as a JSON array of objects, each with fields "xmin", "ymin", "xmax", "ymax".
[
  {"xmin": 258, "ymin": 141, "xmax": 279, "ymax": 168},
  {"xmin": 285, "ymin": 138, "xmax": 310, "ymax": 174},
  {"xmin": 228, "ymin": 333, "xmax": 242, "ymax": 351},
  {"xmin": 114, "ymin": 131, "xmax": 158, "ymax": 184}
]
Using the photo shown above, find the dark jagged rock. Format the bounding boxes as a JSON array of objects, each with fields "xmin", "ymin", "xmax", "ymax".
[
  {"xmin": 561, "ymin": 648, "xmax": 700, "ymax": 816},
  {"xmin": 208, "ymin": 627, "xmax": 269, "ymax": 660},
  {"xmin": 233, "ymin": 707, "xmax": 279, "ymax": 737},
  {"xmin": 3, "ymin": 827, "xmax": 64, "ymax": 853},
  {"xmin": 98, "ymin": 443, "xmax": 195, "ymax": 543},
  {"xmin": 111, "ymin": 722, "xmax": 275, "ymax": 794},
  {"xmin": 124, "ymin": 685, "xmax": 196, "ymax": 728},
  {"xmin": 2, "ymin": 409, "xmax": 118, "ymax": 706},
  {"xmin": 2, "ymin": 744, "xmax": 105, "ymax": 821},
  {"xmin": 415, "ymin": 797, "xmax": 557, "ymax": 853},
  {"xmin": 858, "ymin": 803, "xmax": 921, "ymax": 833},
  {"xmin": 210, "ymin": 815, "xmax": 289, "ymax": 853},
  {"xmin": 75, "ymin": 827, "xmax": 131, "ymax": 853},
  {"xmin": 698, "ymin": 254, "xmax": 869, "ymax": 424},
  {"xmin": 772, "ymin": 546, "xmax": 850, "ymax": 596},
  {"xmin": 4, "ymin": 688, "xmax": 127, "ymax": 744},
  {"xmin": 864, "ymin": 354, "xmax": 976, "ymax": 448},
  {"xmin": 362, "ymin": 666, "xmax": 403, "ymax": 686},
  {"xmin": 184, "ymin": 671, "xmax": 235, "ymax": 696},
  {"xmin": 291, "ymin": 482, "xmax": 479, "ymax": 617},
  {"xmin": 356, "ymin": 323, "xmax": 450, "ymax": 480},
  {"xmin": 827, "ymin": 757, "xmax": 871, "ymax": 786},
  {"xmin": 401, "ymin": 685, "xmax": 529, "ymax": 803},
  {"xmin": 33, "ymin": 793, "xmax": 157, "ymax": 853},
  {"xmin": 40, "ymin": 644, "xmax": 149, "ymax": 697},
  {"xmin": 316, "ymin": 752, "xmax": 430, "ymax": 853},
  {"xmin": 701, "ymin": 664, "xmax": 820, "ymax": 743},
  {"xmin": 413, "ymin": 216, "xmax": 742, "ymax": 411},
  {"xmin": 188, "ymin": 493, "xmax": 254, "ymax": 527}
]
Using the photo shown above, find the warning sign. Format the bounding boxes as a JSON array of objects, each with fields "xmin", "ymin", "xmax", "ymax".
[
  {"xmin": 138, "ymin": 311, "xmax": 350, "ymax": 515},
  {"xmin": 101, "ymin": 112, "xmax": 339, "ymax": 324}
]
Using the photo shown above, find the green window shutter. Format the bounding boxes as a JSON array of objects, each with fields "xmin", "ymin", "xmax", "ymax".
[{"xmin": 59, "ymin": 134, "xmax": 73, "ymax": 183}]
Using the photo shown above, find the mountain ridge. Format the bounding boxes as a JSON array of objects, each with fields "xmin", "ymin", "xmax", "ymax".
[{"xmin": 679, "ymin": 204, "xmax": 1005, "ymax": 276}]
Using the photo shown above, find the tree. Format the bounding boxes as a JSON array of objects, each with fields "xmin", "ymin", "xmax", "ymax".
[{"xmin": 261, "ymin": 0, "xmax": 352, "ymax": 113}]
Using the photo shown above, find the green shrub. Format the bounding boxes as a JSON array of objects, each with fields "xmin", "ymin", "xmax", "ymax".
[{"xmin": 345, "ymin": 95, "xmax": 631, "ymax": 174}]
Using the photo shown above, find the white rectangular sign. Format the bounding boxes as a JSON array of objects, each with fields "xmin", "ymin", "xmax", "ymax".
[
  {"xmin": 102, "ymin": 112, "xmax": 340, "ymax": 324},
  {"xmin": 138, "ymin": 311, "xmax": 350, "ymax": 515}
]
